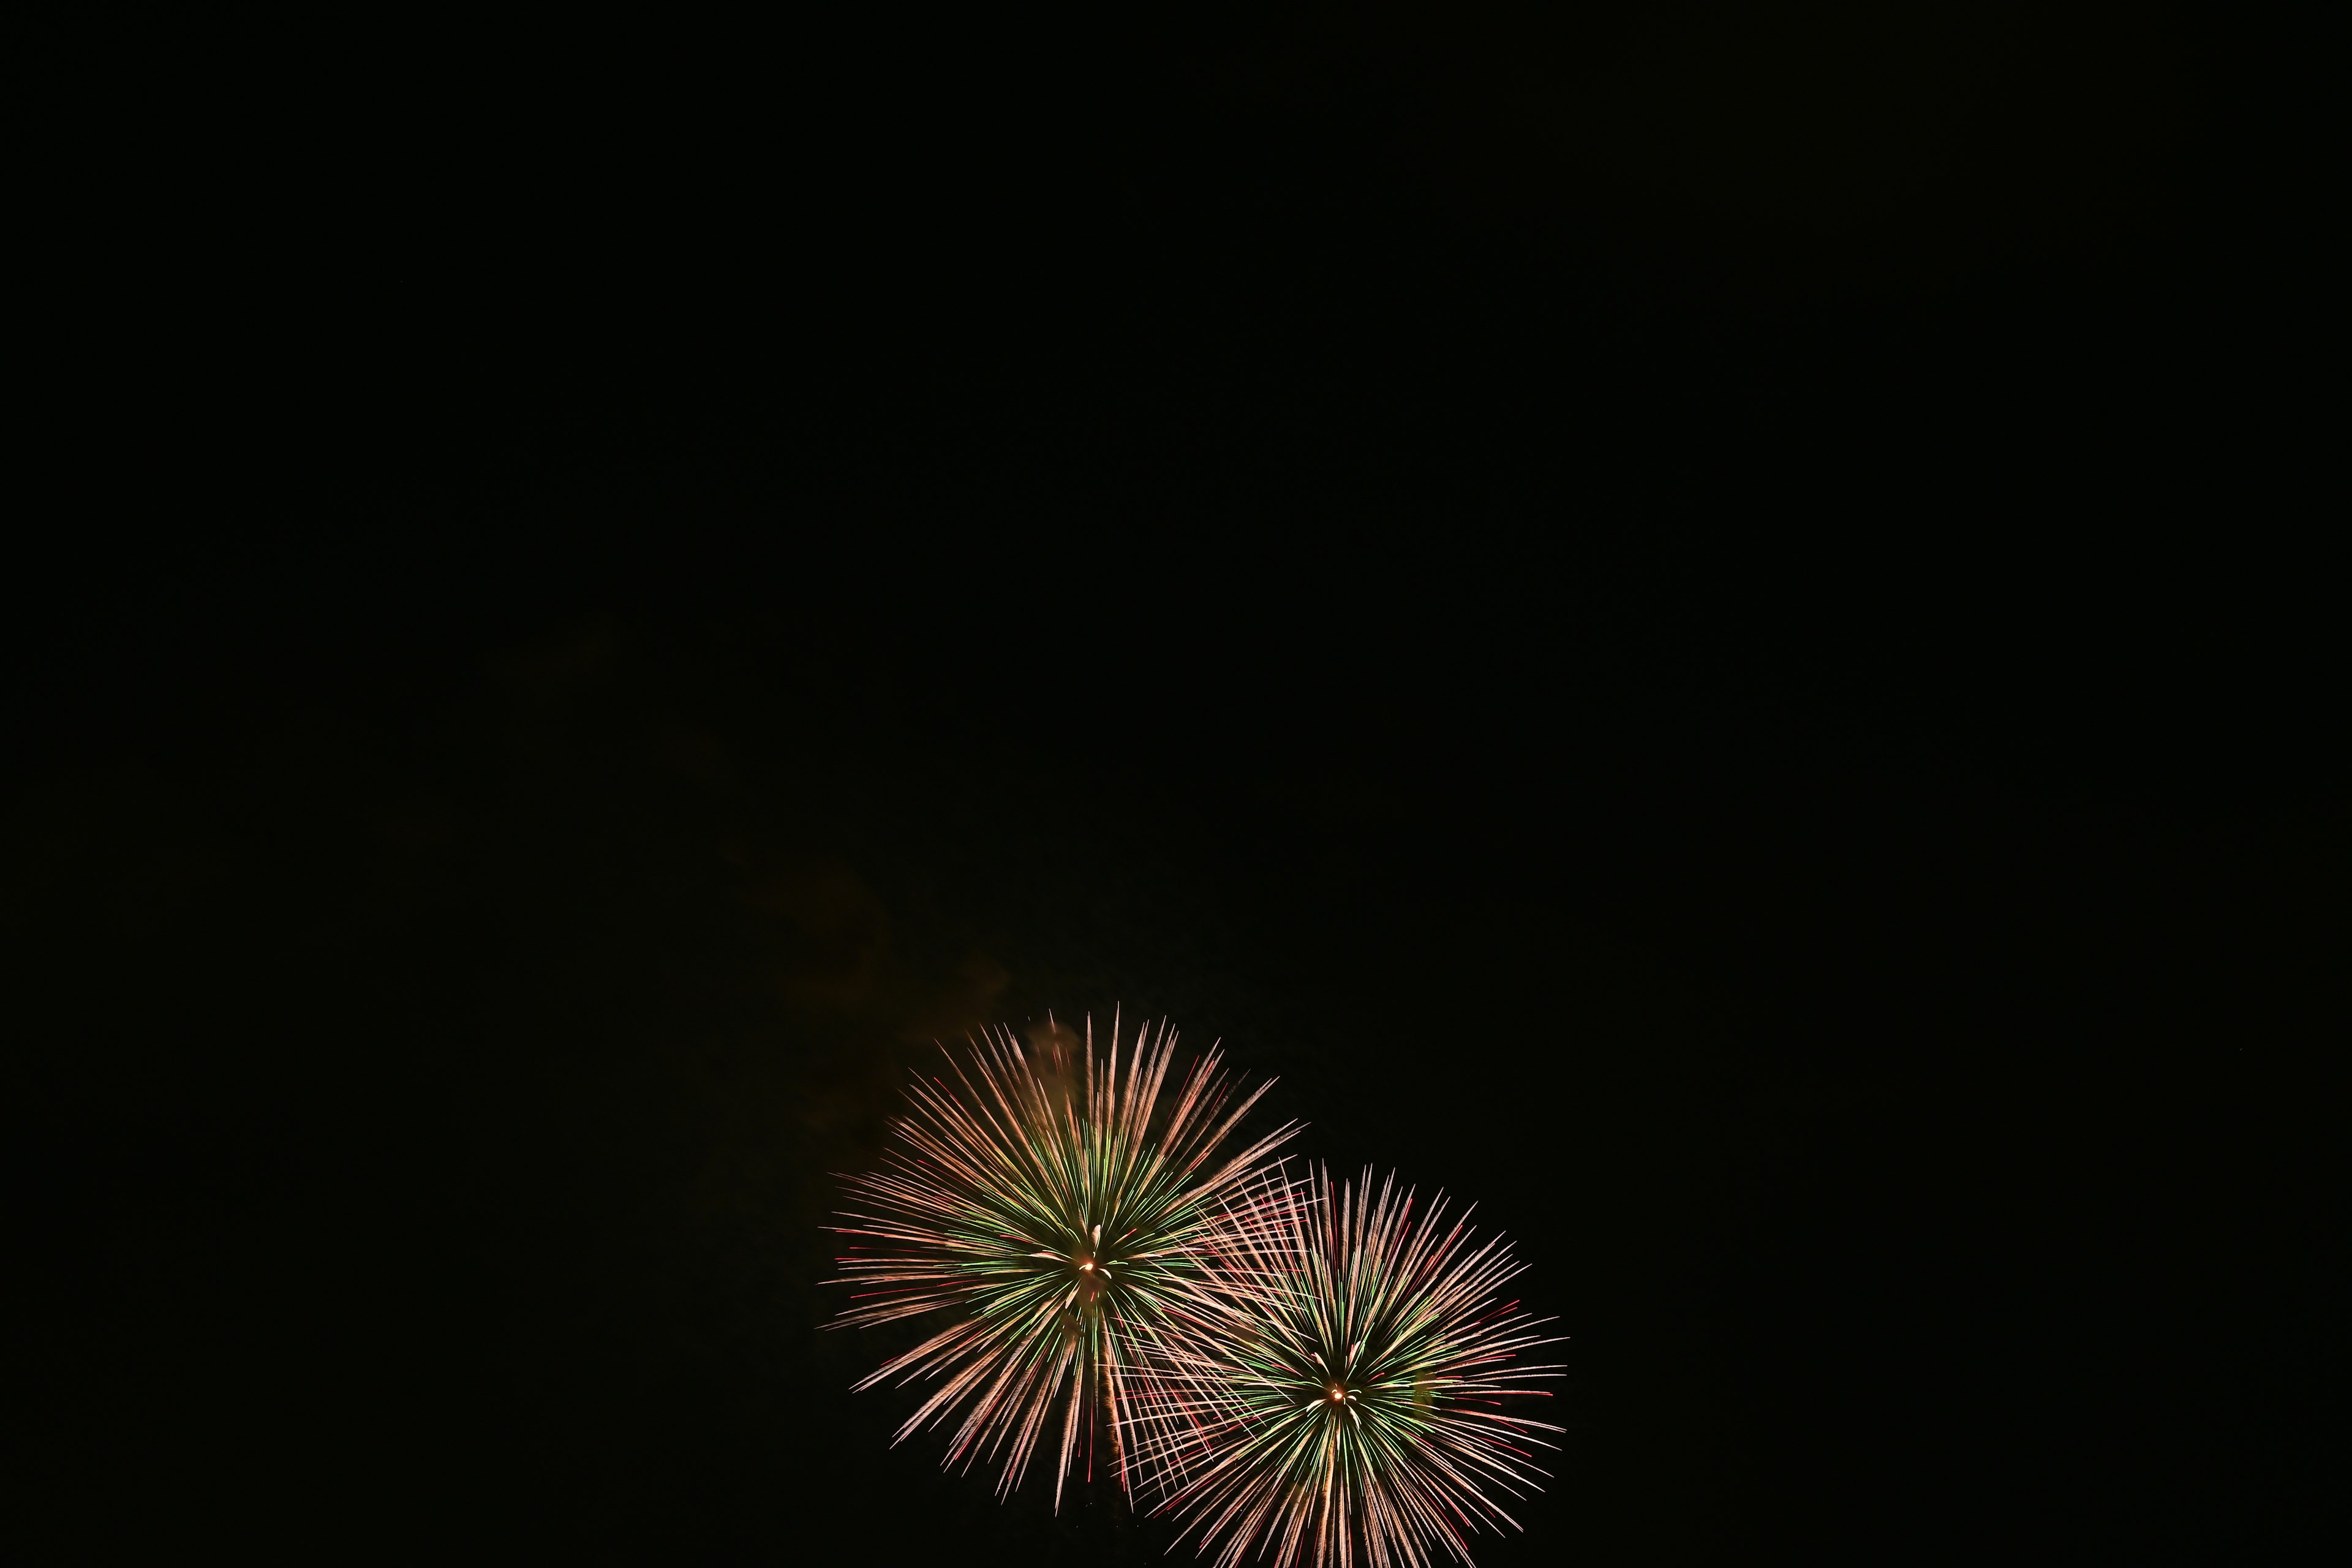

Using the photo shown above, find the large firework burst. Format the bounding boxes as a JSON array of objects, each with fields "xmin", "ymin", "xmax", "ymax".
[
  {"xmin": 1134, "ymin": 1164, "xmax": 1564, "ymax": 1568},
  {"xmin": 829, "ymin": 1014, "xmax": 1300, "ymax": 1507}
]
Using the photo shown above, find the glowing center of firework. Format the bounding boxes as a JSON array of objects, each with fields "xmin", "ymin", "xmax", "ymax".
[
  {"xmin": 1314, "ymin": 1378, "xmax": 1362, "ymax": 1409},
  {"xmin": 1066, "ymin": 1224, "xmax": 1114, "ymax": 1290},
  {"xmin": 1065, "ymin": 1247, "xmax": 1117, "ymax": 1307}
]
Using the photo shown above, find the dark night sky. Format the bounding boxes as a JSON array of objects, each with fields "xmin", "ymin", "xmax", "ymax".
[{"xmin": 14, "ymin": 9, "xmax": 2342, "ymax": 1566}]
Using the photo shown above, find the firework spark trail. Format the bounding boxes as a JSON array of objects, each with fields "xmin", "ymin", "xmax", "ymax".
[
  {"xmin": 1127, "ymin": 1163, "xmax": 1564, "ymax": 1568},
  {"xmin": 829, "ymin": 1012, "xmax": 1301, "ymax": 1507}
]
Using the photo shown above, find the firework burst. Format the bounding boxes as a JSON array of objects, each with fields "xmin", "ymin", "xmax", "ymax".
[
  {"xmin": 1134, "ymin": 1164, "xmax": 1564, "ymax": 1568},
  {"xmin": 829, "ymin": 1013, "xmax": 1300, "ymax": 1507}
]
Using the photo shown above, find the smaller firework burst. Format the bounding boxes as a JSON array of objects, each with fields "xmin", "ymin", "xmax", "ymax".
[
  {"xmin": 829, "ymin": 1014, "xmax": 1299, "ymax": 1507},
  {"xmin": 1133, "ymin": 1164, "xmax": 1563, "ymax": 1568}
]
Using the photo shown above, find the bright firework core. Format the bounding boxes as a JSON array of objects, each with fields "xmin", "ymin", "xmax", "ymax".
[
  {"xmin": 1059, "ymin": 1223, "xmax": 1118, "ymax": 1307},
  {"xmin": 1065, "ymin": 1246, "xmax": 1112, "ymax": 1309}
]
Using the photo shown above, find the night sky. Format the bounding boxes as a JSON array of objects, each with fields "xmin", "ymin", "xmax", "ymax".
[{"xmin": 16, "ymin": 10, "xmax": 2339, "ymax": 1566}]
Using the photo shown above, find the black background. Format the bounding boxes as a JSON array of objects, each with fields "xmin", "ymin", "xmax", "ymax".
[{"xmin": 14, "ymin": 9, "xmax": 2342, "ymax": 1566}]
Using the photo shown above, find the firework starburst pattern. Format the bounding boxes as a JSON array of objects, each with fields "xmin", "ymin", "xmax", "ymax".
[
  {"xmin": 830, "ymin": 1014, "xmax": 1562, "ymax": 1564},
  {"xmin": 1140, "ymin": 1164, "xmax": 1564, "ymax": 1567},
  {"xmin": 827, "ymin": 1013, "xmax": 1300, "ymax": 1506}
]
